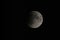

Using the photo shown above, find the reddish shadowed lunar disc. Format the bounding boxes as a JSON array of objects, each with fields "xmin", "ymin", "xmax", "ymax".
[{"xmin": 28, "ymin": 11, "xmax": 43, "ymax": 28}]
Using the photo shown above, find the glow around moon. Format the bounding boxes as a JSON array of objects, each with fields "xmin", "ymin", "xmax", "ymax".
[{"xmin": 28, "ymin": 11, "xmax": 43, "ymax": 28}]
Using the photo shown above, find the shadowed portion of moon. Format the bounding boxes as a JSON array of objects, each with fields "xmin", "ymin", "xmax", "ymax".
[{"xmin": 27, "ymin": 11, "xmax": 43, "ymax": 28}]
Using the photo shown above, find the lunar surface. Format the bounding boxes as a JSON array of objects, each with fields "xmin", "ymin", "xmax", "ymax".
[{"xmin": 27, "ymin": 11, "xmax": 43, "ymax": 28}]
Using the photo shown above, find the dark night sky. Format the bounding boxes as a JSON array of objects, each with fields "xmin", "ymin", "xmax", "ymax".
[
  {"xmin": 12, "ymin": 0, "xmax": 48, "ymax": 39},
  {"xmin": 2, "ymin": 0, "xmax": 60, "ymax": 40}
]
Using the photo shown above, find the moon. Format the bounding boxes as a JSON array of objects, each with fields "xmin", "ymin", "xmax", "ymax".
[{"xmin": 27, "ymin": 11, "xmax": 43, "ymax": 28}]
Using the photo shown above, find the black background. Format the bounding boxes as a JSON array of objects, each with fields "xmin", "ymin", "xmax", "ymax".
[{"xmin": 12, "ymin": 0, "xmax": 48, "ymax": 40}]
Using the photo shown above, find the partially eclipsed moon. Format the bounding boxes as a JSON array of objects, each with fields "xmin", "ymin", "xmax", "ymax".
[{"xmin": 28, "ymin": 11, "xmax": 43, "ymax": 28}]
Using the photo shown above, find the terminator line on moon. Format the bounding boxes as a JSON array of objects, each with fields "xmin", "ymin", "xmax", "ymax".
[{"xmin": 27, "ymin": 11, "xmax": 43, "ymax": 28}]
